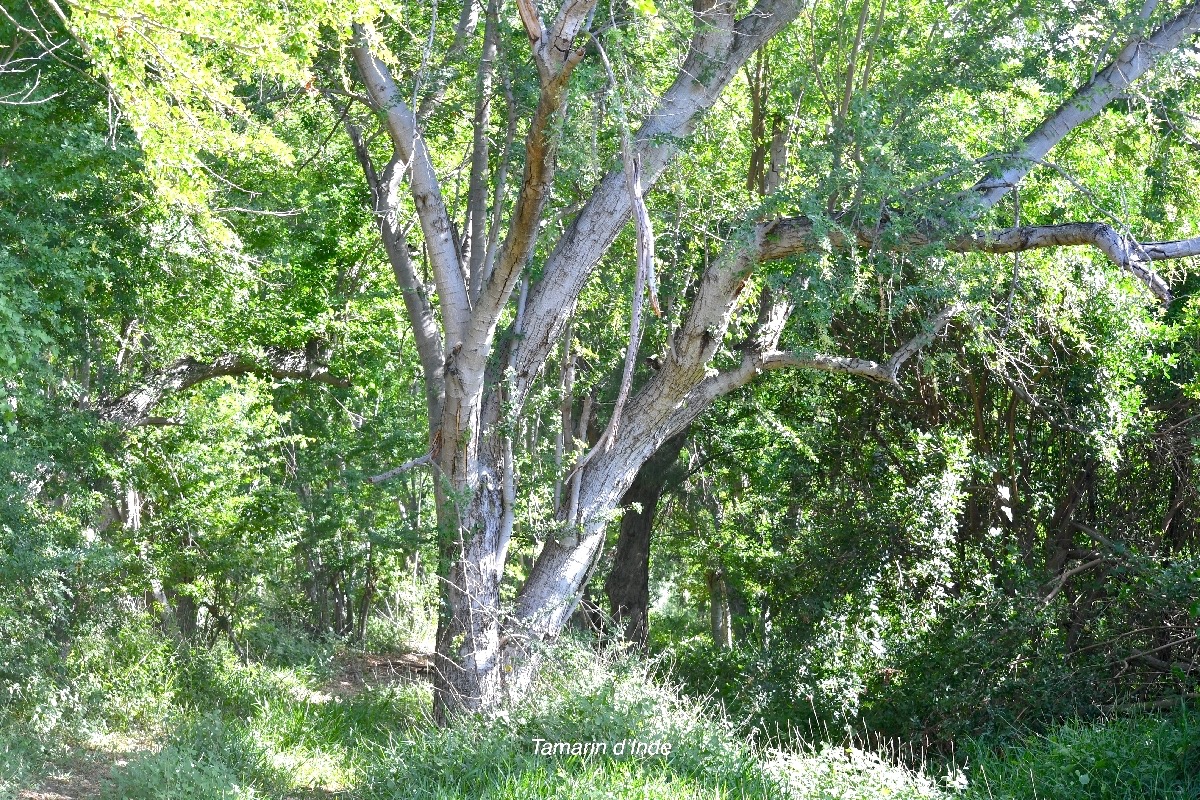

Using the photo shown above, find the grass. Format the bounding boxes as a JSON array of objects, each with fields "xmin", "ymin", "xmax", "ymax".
[
  {"xmin": 4, "ymin": 620, "xmax": 1198, "ymax": 800},
  {"xmin": 963, "ymin": 707, "xmax": 1200, "ymax": 800},
  {"xmin": 0, "ymin": 728, "xmax": 41, "ymax": 800},
  {"xmin": 99, "ymin": 648, "xmax": 430, "ymax": 799},
  {"xmin": 359, "ymin": 644, "xmax": 944, "ymax": 800}
]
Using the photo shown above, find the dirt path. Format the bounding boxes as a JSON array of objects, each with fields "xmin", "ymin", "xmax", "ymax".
[
  {"xmin": 323, "ymin": 651, "xmax": 433, "ymax": 699},
  {"xmin": 15, "ymin": 653, "xmax": 431, "ymax": 799},
  {"xmin": 17, "ymin": 736, "xmax": 153, "ymax": 800}
]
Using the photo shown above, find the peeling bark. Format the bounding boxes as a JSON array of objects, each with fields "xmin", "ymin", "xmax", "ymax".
[{"xmin": 337, "ymin": 0, "xmax": 1200, "ymax": 717}]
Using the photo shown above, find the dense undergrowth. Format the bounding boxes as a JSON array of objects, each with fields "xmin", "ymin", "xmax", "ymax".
[{"xmin": 2, "ymin": 619, "xmax": 1197, "ymax": 800}]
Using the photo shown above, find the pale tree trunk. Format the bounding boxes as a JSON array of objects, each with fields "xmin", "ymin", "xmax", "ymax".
[{"xmin": 707, "ymin": 570, "xmax": 734, "ymax": 650}]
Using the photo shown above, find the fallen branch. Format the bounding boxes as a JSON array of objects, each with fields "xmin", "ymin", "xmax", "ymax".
[
  {"xmin": 1132, "ymin": 652, "xmax": 1199, "ymax": 674},
  {"xmin": 1104, "ymin": 691, "xmax": 1200, "ymax": 715},
  {"xmin": 1109, "ymin": 634, "xmax": 1199, "ymax": 668}
]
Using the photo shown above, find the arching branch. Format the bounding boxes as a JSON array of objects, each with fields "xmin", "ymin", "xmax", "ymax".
[
  {"xmin": 96, "ymin": 344, "xmax": 348, "ymax": 427},
  {"xmin": 761, "ymin": 217, "xmax": 1185, "ymax": 303},
  {"xmin": 948, "ymin": 223, "xmax": 1185, "ymax": 303},
  {"xmin": 971, "ymin": 1, "xmax": 1200, "ymax": 212}
]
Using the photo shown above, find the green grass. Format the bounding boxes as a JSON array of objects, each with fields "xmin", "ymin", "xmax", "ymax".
[
  {"xmin": 359, "ymin": 645, "xmax": 943, "ymax": 800},
  {"xmin": 102, "ymin": 654, "xmax": 429, "ymax": 799},
  {"xmin": 0, "ymin": 728, "xmax": 42, "ymax": 800},
  {"xmin": 963, "ymin": 708, "xmax": 1200, "ymax": 800},
  {"xmin": 6, "ymin": 620, "xmax": 1198, "ymax": 800}
]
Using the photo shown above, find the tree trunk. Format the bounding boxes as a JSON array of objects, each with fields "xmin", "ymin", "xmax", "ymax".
[
  {"xmin": 355, "ymin": 538, "xmax": 376, "ymax": 644},
  {"xmin": 348, "ymin": 0, "xmax": 1200, "ymax": 722},
  {"xmin": 604, "ymin": 428, "xmax": 689, "ymax": 646},
  {"xmin": 432, "ymin": 435, "xmax": 511, "ymax": 720},
  {"xmin": 1047, "ymin": 461, "xmax": 1095, "ymax": 575},
  {"xmin": 707, "ymin": 569, "xmax": 733, "ymax": 650}
]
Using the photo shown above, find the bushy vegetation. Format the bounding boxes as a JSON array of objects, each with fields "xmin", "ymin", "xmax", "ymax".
[{"xmin": 964, "ymin": 710, "xmax": 1200, "ymax": 800}]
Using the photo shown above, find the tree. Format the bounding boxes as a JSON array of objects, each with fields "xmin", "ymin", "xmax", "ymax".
[
  {"xmin": 603, "ymin": 426, "xmax": 689, "ymax": 646},
  {"xmin": 33, "ymin": 0, "xmax": 1200, "ymax": 715}
]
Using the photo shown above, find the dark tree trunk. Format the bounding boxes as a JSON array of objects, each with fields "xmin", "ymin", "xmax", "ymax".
[
  {"xmin": 1047, "ymin": 460, "xmax": 1095, "ymax": 574},
  {"xmin": 355, "ymin": 539, "xmax": 377, "ymax": 643},
  {"xmin": 332, "ymin": 569, "xmax": 352, "ymax": 637},
  {"xmin": 603, "ymin": 428, "xmax": 689, "ymax": 646},
  {"xmin": 172, "ymin": 591, "xmax": 199, "ymax": 639}
]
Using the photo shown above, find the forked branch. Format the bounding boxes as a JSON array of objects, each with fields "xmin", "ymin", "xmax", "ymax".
[{"xmin": 352, "ymin": 26, "xmax": 470, "ymax": 342}]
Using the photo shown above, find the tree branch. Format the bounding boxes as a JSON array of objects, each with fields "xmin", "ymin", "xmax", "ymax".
[
  {"xmin": 352, "ymin": 25, "xmax": 470, "ymax": 343},
  {"xmin": 971, "ymin": 1, "xmax": 1200, "ymax": 212},
  {"xmin": 414, "ymin": 0, "xmax": 482, "ymax": 123},
  {"xmin": 762, "ymin": 216, "xmax": 1182, "ymax": 303},
  {"xmin": 508, "ymin": 0, "xmax": 805, "ymax": 410},
  {"xmin": 465, "ymin": 0, "xmax": 500, "ymax": 305},
  {"xmin": 343, "ymin": 113, "xmax": 447, "ymax": 428},
  {"xmin": 949, "ymin": 223, "xmax": 1180, "ymax": 303},
  {"xmin": 471, "ymin": 1, "xmax": 596, "ymax": 347},
  {"xmin": 366, "ymin": 453, "xmax": 432, "ymax": 485},
  {"xmin": 697, "ymin": 304, "xmax": 961, "ymax": 413},
  {"xmin": 97, "ymin": 344, "xmax": 348, "ymax": 427}
]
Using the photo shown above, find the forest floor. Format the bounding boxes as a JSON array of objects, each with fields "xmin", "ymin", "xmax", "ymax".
[
  {"xmin": 8, "ymin": 642, "xmax": 1196, "ymax": 800},
  {"xmin": 322, "ymin": 650, "xmax": 433, "ymax": 699},
  {"xmin": 16, "ymin": 734, "xmax": 156, "ymax": 800}
]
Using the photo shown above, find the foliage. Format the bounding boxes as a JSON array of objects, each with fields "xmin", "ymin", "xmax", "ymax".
[
  {"xmin": 0, "ymin": 727, "xmax": 49, "ymax": 800},
  {"xmin": 102, "ymin": 742, "xmax": 255, "ymax": 800}
]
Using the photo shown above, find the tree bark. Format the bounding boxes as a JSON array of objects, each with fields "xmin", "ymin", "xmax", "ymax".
[
  {"xmin": 95, "ymin": 342, "xmax": 347, "ymax": 427},
  {"xmin": 707, "ymin": 569, "xmax": 734, "ymax": 650},
  {"xmin": 604, "ymin": 428, "xmax": 689, "ymax": 646},
  {"xmin": 343, "ymin": 0, "xmax": 1200, "ymax": 719}
]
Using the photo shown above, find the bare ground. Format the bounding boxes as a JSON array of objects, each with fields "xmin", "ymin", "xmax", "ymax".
[
  {"xmin": 322, "ymin": 650, "xmax": 433, "ymax": 699},
  {"xmin": 17, "ymin": 735, "xmax": 155, "ymax": 800}
]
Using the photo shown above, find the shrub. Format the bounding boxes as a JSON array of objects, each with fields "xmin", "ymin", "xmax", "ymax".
[
  {"xmin": 0, "ymin": 728, "xmax": 45, "ymax": 800},
  {"xmin": 767, "ymin": 745, "xmax": 954, "ymax": 800},
  {"xmin": 68, "ymin": 617, "xmax": 178, "ymax": 732},
  {"xmin": 100, "ymin": 743, "xmax": 252, "ymax": 800}
]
